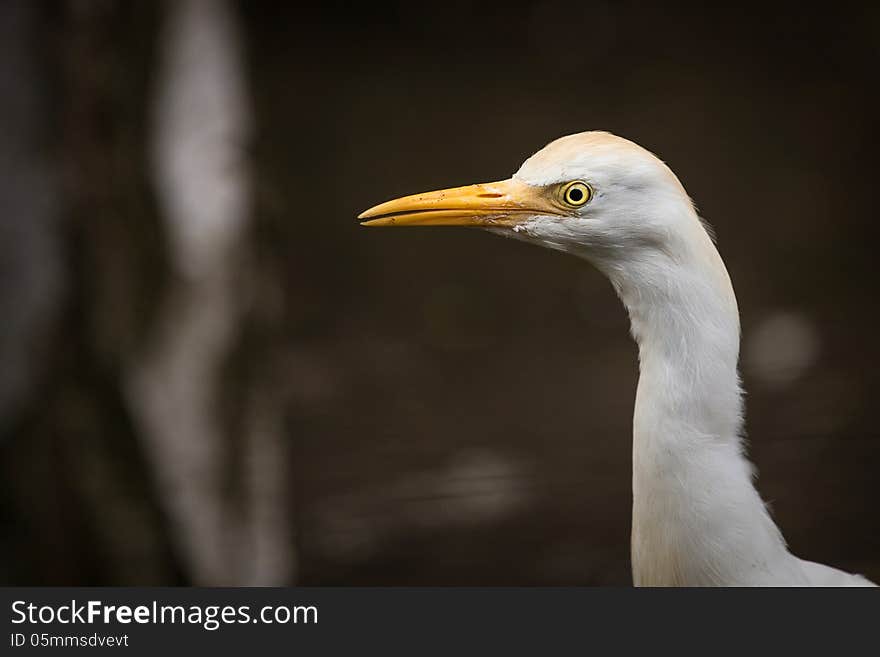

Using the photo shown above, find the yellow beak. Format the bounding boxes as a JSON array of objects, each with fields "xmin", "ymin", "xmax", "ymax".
[{"xmin": 359, "ymin": 178, "xmax": 562, "ymax": 227}]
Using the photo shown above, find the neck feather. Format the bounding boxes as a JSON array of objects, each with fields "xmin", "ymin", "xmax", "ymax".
[{"xmin": 598, "ymin": 221, "xmax": 796, "ymax": 586}]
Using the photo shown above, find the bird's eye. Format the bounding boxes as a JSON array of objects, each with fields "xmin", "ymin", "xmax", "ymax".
[{"xmin": 562, "ymin": 181, "xmax": 592, "ymax": 207}]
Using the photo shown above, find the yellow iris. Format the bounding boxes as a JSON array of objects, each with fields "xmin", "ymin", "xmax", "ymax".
[{"xmin": 562, "ymin": 181, "xmax": 592, "ymax": 207}]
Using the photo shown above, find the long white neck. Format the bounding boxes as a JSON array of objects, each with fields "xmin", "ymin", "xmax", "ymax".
[{"xmin": 596, "ymin": 218, "xmax": 800, "ymax": 586}]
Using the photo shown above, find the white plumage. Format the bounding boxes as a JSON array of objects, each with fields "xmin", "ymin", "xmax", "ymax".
[{"xmin": 361, "ymin": 131, "xmax": 875, "ymax": 586}]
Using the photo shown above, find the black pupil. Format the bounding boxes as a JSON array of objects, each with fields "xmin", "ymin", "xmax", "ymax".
[{"xmin": 568, "ymin": 187, "xmax": 584, "ymax": 202}]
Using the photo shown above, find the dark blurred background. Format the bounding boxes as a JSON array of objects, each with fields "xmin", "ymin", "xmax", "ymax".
[{"xmin": 1, "ymin": 0, "xmax": 878, "ymax": 585}]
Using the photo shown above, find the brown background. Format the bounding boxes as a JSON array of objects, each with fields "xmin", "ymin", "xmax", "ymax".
[{"xmin": 1, "ymin": 0, "xmax": 878, "ymax": 585}]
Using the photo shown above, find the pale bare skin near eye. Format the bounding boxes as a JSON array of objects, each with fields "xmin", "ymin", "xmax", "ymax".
[{"xmin": 360, "ymin": 130, "xmax": 876, "ymax": 587}]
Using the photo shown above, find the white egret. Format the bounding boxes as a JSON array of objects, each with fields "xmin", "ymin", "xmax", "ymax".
[{"xmin": 360, "ymin": 131, "xmax": 875, "ymax": 586}]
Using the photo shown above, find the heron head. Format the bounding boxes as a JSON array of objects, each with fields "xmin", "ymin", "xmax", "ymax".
[{"xmin": 359, "ymin": 131, "xmax": 704, "ymax": 265}]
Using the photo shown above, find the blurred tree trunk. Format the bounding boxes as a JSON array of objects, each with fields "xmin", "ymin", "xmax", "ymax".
[
  {"xmin": 0, "ymin": 0, "xmax": 295, "ymax": 585},
  {"xmin": 130, "ymin": 0, "xmax": 295, "ymax": 585},
  {"xmin": 0, "ymin": 0, "xmax": 180, "ymax": 585}
]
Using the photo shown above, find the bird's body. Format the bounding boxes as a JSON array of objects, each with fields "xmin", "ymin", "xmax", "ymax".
[{"xmin": 361, "ymin": 132, "xmax": 874, "ymax": 586}]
